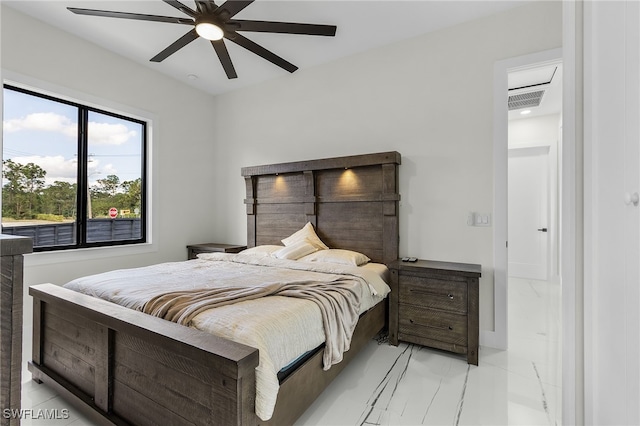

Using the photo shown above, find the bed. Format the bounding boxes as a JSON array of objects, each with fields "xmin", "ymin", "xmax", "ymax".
[{"xmin": 28, "ymin": 151, "xmax": 401, "ymax": 426}]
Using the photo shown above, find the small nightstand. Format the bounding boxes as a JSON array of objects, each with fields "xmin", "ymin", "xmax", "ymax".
[
  {"xmin": 388, "ymin": 259, "xmax": 481, "ymax": 365},
  {"xmin": 187, "ymin": 243, "xmax": 247, "ymax": 260}
]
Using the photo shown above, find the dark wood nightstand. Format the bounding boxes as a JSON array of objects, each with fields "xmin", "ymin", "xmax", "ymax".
[
  {"xmin": 187, "ymin": 243, "xmax": 247, "ymax": 259},
  {"xmin": 388, "ymin": 259, "xmax": 481, "ymax": 365}
]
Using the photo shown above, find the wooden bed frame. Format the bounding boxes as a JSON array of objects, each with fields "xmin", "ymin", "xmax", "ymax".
[{"xmin": 28, "ymin": 151, "xmax": 401, "ymax": 426}]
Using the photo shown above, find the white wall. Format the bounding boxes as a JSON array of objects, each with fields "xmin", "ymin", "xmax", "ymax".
[
  {"xmin": 209, "ymin": 1, "xmax": 562, "ymax": 333},
  {"xmin": 1, "ymin": 5, "xmax": 219, "ymax": 285},
  {"xmin": 509, "ymin": 114, "xmax": 561, "ymax": 148}
]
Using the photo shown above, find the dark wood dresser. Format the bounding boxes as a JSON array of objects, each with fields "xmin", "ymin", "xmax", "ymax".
[
  {"xmin": 187, "ymin": 243, "xmax": 247, "ymax": 260},
  {"xmin": 1, "ymin": 235, "xmax": 33, "ymax": 426},
  {"xmin": 388, "ymin": 259, "xmax": 481, "ymax": 365}
]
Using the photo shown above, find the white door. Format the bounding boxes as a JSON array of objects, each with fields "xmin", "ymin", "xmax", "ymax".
[
  {"xmin": 584, "ymin": 1, "xmax": 640, "ymax": 423},
  {"xmin": 508, "ymin": 146, "xmax": 549, "ymax": 280}
]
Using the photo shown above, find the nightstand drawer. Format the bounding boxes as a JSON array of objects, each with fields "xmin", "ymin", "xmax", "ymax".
[
  {"xmin": 398, "ymin": 275, "xmax": 467, "ymax": 313},
  {"xmin": 399, "ymin": 306, "xmax": 467, "ymax": 346}
]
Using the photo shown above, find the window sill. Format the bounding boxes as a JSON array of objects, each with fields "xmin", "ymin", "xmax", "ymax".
[{"xmin": 24, "ymin": 241, "xmax": 158, "ymax": 267}]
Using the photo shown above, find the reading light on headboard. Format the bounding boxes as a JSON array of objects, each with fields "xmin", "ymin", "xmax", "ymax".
[
  {"xmin": 339, "ymin": 168, "xmax": 361, "ymax": 189},
  {"xmin": 274, "ymin": 175, "xmax": 287, "ymax": 192}
]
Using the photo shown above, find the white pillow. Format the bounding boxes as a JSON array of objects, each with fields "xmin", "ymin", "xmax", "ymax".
[
  {"xmin": 240, "ymin": 245, "xmax": 283, "ymax": 257},
  {"xmin": 272, "ymin": 239, "xmax": 319, "ymax": 260},
  {"xmin": 281, "ymin": 222, "xmax": 329, "ymax": 250},
  {"xmin": 299, "ymin": 249, "xmax": 370, "ymax": 266}
]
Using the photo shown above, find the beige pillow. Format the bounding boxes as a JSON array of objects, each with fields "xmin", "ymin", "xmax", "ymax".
[
  {"xmin": 272, "ymin": 239, "xmax": 318, "ymax": 260},
  {"xmin": 281, "ymin": 222, "xmax": 329, "ymax": 250},
  {"xmin": 299, "ymin": 249, "xmax": 370, "ymax": 266}
]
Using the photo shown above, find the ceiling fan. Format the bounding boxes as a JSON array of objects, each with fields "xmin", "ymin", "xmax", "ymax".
[{"xmin": 68, "ymin": 0, "xmax": 337, "ymax": 79}]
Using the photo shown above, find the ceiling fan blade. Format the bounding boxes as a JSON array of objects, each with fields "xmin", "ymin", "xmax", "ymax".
[
  {"xmin": 233, "ymin": 20, "xmax": 336, "ymax": 36},
  {"xmin": 68, "ymin": 8, "xmax": 194, "ymax": 25},
  {"xmin": 150, "ymin": 29, "xmax": 199, "ymax": 62},
  {"xmin": 215, "ymin": 0, "xmax": 254, "ymax": 18},
  {"xmin": 162, "ymin": 0, "xmax": 198, "ymax": 18},
  {"xmin": 195, "ymin": 1, "xmax": 216, "ymax": 14},
  {"xmin": 211, "ymin": 40, "xmax": 238, "ymax": 79},
  {"xmin": 228, "ymin": 33, "xmax": 298, "ymax": 73}
]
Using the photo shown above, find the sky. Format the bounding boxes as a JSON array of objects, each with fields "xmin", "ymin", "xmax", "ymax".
[{"xmin": 2, "ymin": 87, "xmax": 143, "ymax": 189}]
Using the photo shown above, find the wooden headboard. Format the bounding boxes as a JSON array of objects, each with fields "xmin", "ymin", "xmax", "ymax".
[{"xmin": 241, "ymin": 152, "xmax": 401, "ymax": 265}]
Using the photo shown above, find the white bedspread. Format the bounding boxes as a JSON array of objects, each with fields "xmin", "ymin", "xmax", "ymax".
[{"xmin": 63, "ymin": 252, "xmax": 390, "ymax": 421}]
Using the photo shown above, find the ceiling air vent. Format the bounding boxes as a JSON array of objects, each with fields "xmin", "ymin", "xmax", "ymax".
[{"xmin": 508, "ymin": 90, "xmax": 545, "ymax": 111}]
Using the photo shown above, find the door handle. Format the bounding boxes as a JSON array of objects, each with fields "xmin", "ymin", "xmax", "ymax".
[{"xmin": 537, "ymin": 228, "xmax": 548, "ymax": 232}]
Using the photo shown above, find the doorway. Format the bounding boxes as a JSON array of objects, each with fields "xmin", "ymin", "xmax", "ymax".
[
  {"xmin": 506, "ymin": 60, "xmax": 562, "ymax": 283},
  {"xmin": 506, "ymin": 60, "xmax": 562, "ymax": 358},
  {"xmin": 506, "ymin": 60, "xmax": 563, "ymax": 426},
  {"xmin": 504, "ymin": 57, "xmax": 562, "ymax": 339},
  {"xmin": 488, "ymin": 48, "xmax": 564, "ymax": 422},
  {"xmin": 506, "ymin": 56, "xmax": 562, "ymax": 284},
  {"xmin": 488, "ymin": 48, "xmax": 562, "ymax": 351}
]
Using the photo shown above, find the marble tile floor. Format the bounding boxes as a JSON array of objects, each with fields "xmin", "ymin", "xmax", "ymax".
[{"xmin": 19, "ymin": 277, "xmax": 561, "ymax": 425}]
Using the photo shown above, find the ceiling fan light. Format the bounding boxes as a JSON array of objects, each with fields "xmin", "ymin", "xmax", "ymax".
[{"xmin": 196, "ymin": 22, "xmax": 224, "ymax": 41}]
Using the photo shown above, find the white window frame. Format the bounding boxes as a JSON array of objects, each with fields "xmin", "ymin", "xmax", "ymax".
[{"xmin": 2, "ymin": 71, "xmax": 158, "ymax": 265}]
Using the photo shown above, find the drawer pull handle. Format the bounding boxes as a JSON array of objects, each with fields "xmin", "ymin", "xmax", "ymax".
[
  {"xmin": 448, "ymin": 326, "xmax": 454, "ymax": 330},
  {"xmin": 409, "ymin": 289, "xmax": 458, "ymax": 300}
]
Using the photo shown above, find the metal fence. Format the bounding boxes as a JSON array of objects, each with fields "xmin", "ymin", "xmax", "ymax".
[{"xmin": 1, "ymin": 218, "xmax": 142, "ymax": 247}]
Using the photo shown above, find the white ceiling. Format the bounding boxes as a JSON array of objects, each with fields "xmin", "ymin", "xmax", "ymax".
[{"xmin": 5, "ymin": 0, "xmax": 532, "ymax": 96}]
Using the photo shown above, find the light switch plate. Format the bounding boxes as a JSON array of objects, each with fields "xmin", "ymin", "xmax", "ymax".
[{"xmin": 468, "ymin": 212, "xmax": 492, "ymax": 227}]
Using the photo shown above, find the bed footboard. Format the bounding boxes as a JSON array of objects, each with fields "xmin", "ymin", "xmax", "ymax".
[{"xmin": 29, "ymin": 284, "xmax": 259, "ymax": 426}]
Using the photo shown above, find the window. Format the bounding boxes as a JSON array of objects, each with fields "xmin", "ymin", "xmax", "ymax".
[{"xmin": 2, "ymin": 85, "xmax": 147, "ymax": 251}]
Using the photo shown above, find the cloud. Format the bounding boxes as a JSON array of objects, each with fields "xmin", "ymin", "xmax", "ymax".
[
  {"xmin": 7, "ymin": 156, "xmax": 121, "ymax": 187},
  {"xmin": 3, "ymin": 112, "xmax": 137, "ymax": 145},
  {"xmin": 88, "ymin": 122, "xmax": 137, "ymax": 145},
  {"xmin": 9, "ymin": 155, "xmax": 77, "ymax": 186},
  {"xmin": 3, "ymin": 112, "xmax": 76, "ymax": 138}
]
